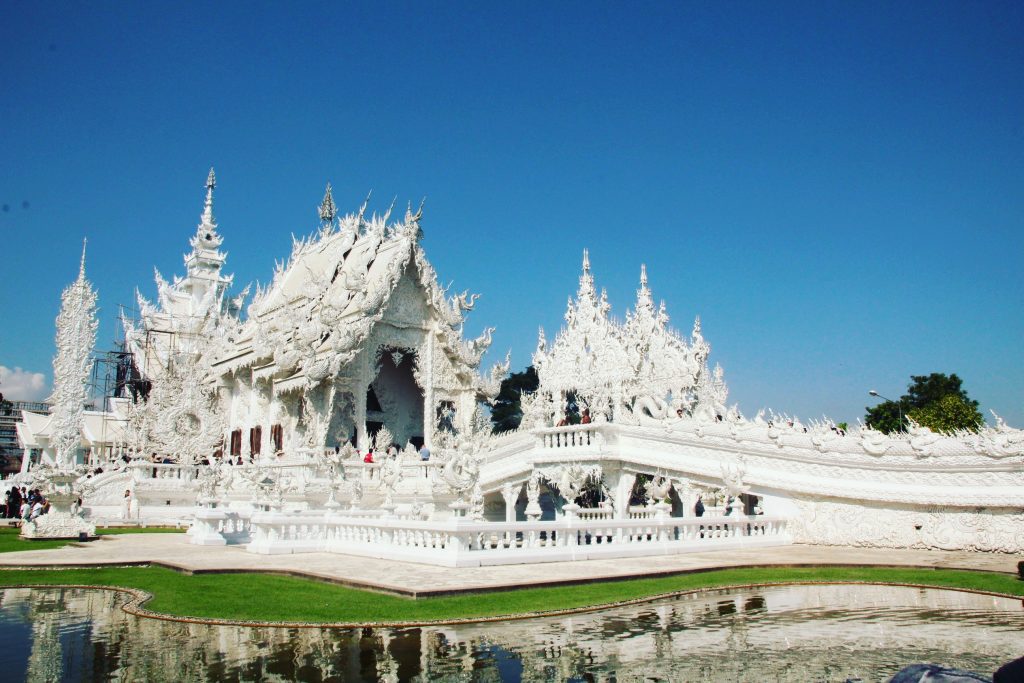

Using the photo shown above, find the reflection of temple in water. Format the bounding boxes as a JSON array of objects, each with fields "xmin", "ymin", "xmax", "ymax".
[{"xmin": 1, "ymin": 585, "xmax": 1021, "ymax": 681}]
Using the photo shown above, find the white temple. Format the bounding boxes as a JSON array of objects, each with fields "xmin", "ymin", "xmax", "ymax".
[{"xmin": 13, "ymin": 171, "xmax": 1024, "ymax": 556}]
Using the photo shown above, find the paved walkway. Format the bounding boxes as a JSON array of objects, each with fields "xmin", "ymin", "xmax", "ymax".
[{"xmin": 0, "ymin": 535, "xmax": 1018, "ymax": 597}]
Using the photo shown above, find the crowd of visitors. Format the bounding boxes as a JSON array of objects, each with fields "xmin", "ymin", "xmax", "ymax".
[{"xmin": 3, "ymin": 486, "xmax": 49, "ymax": 522}]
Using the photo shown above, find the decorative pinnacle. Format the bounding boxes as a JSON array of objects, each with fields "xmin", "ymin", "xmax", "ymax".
[
  {"xmin": 640, "ymin": 263, "xmax": 648, "ymax": 287},
  {"xmin": 582, "ymin": 249, "xmax": 590, "ymax": 273},
  {"xmin": 202, "ymin": 167, "xmax": 217, "ymax": 228},
  {"xmin": 318, "ymin": 183, "xmax": 337, "ymax": 223},
  {"xmin": 79, "ymin": 238, "xmax": 88, "ymax": 280}
]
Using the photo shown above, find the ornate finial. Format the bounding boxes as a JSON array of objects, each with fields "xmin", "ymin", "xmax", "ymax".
[
  {"xmin": 582, "ymin": 249, "xmax": 590, "ymax": 273},
  {"xmin": 318, "ymin": 183, "xmax": 337, "ymax": 224},
  {"xmin": 383, "ymin": 196, "xmax": 397, "ymax": 223},
  {"xmin": 358, "ymin": 190, "xmax": 372, "ymax": 221},
  {"xmin": 406, "ymin": 197, "xmax": 425, "ymax": 224},
  {"xmin": 693, "ymin": 315, "xmax": 702, "ymax": 337},
  {"xmin": 79, "ymin": 238, "xmax": 88, "ymax": 279},
  {"xmin": 640, "ymin": 264, "xmax": 648, "ymax": 287},
  {"xmin": 201, "ymin": 168, "xmax": 217, "ymax": 229}
]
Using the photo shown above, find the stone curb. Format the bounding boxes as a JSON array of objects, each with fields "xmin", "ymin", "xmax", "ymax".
[{"xmin": 1, "ymin": 576, "xmax": 1021, "ymax": 630}]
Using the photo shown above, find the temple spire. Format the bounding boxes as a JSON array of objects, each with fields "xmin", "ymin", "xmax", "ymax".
[
  {"xmin": 635, "ymin": 263, "xmax": 654, "ymax": 314},
  {"xmin": 318, "ymin": 182, "xmax": 337, "ymax": 224},
  {"xmin": 78, "ymin": 238, "xmax": 88, "ymax": 280},
  {"xmin": 202, "ymin": 168, "xmax": 216, "ymax": 228}
]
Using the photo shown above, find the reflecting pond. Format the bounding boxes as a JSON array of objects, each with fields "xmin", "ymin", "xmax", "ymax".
[{"xmin": 1, "ymin": 583, "xmax": 1021, "ymax": 682}]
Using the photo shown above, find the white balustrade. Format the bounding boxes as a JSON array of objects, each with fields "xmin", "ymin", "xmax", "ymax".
[
  {"xmin": 190, "ymin": 507, "xmax": 253, "ymax": 545},
  {"xmin": 130, "ymin": 462, "xmax": 200, "ymax": 481},
  {"xmin": 576, "ymin": 507, "xmax": 614, "ymax": 521},
  {"xmin": 246, "ymin": 511, "xmax": 790, "ymax": 567},
  {"xmin": 537, "ymin": 424, "xmax": 602, "ymax": 450}
]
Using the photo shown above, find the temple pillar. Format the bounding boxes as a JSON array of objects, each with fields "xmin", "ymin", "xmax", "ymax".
[
  {"xmin": 354, "ymin": 387, "xmax": 368, "ymax": 452},
  {"xmin": 675, "ymin": 479, "xmax": 697, "ymax": 517},
  {"xmin": 501, "ymin": 482, "xmax": 521, "ymax": 523},
  {"xmin": 349, "ymin": 348, "xmax": 370, "ymax": 452},
  {"xmin": 608, "ymin": 469, "xmax": 636, "ymax": 520},
  {"xmin": 423, "ymin": 326, "xmax": 435, "ymax": 449}
]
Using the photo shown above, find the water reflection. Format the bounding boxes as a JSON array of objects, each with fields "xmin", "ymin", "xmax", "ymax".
[{"xmin": 1, "ymin": 583, "xmax": 1021, "ymax": 682}]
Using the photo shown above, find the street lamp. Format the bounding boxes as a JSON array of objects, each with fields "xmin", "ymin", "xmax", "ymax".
[{"xmin": 868, "ymin": 390, "xmax": 903, "ymax": 432}]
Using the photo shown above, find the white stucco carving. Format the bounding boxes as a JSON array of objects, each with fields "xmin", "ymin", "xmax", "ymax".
[{"xmin": 25, "ymin": 176, "xmax": 1021, "ymax": 557}]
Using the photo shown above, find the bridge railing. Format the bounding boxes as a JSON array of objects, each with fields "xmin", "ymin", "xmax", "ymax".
[
  {"xmin": 129, "ymin": 462, "xmax": 201, "ymax": 482},
  {"xmin": 244, "ymin": 510, "xmax": 790, "ymax": 566},
  {"xmin": 536, "ymin": 423, "xmax": 604, "ymax": 450}
]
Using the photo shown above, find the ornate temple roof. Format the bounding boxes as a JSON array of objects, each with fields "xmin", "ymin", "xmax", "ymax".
[
  {"xmin": 533, "ymin": 251, "xmax": 709, "ymax": 402},
  {"xmin": 211, "ymin": 186, "xmax": 500, "ymax": 396}
]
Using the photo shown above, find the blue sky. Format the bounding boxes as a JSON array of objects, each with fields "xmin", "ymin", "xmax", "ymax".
[{"xmin": 1, "ymin": 2, "xmax": 1022, "ymax": 425}]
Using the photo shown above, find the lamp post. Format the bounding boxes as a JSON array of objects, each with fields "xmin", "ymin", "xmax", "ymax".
[{"xmin": 868, "ymin": 390, "xmax": 903, "ymax": 432}]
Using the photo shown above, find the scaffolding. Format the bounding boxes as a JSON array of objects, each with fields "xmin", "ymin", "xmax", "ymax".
[{"xmin": 87, "ymin": 303, "xmax": 149, "ymax": 412}]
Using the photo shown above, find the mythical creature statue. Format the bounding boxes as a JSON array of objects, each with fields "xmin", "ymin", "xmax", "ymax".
[
  {"xmin": 378, "ymin": 455, "xmax": 403, "ymax": 507},
  {"xmin": 644, "ymin": 473, "xmax": 672, "ymax": 505},
  {"xmin": 720, "ymin": 458, "xmax": 748, "ymax": 498},
  {"xmin": 907, "ymin": 418, "xmax": 941, "ymax": 457},
  {"xmin": 436, "ymin": 443, "xmax": 480, "ymax": 503}
]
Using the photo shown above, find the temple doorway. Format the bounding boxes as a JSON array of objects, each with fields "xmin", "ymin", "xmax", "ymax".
[{"xmin": 367, "ymin": 347, "xmax": 424, "ymax": 448}]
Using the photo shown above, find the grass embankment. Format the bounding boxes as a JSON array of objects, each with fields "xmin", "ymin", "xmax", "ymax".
[
  {"xmin": 1, "ymin": 565, "xmax": 1020, "ymax": 625},
  {"xmin": 0, "ymin": 526, "xmax": 184, "ymax": 553}
]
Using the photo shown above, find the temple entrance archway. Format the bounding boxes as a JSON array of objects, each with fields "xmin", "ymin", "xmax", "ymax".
[{"xmin": 366, "ymin": 347, "xmax": 424, "ymax": 449}]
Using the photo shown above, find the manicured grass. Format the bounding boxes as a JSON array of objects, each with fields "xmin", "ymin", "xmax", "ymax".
[
  {"xmin": 0, "ymin": 529, "xmax": 74, "ymax": 553},
  {"xmin": 0, "ymin": 564, "xmax": 1020, "ymax": 625},
  {"xmin": 0, "ymin": 526, "xmax": 184, "ymax": 553}
]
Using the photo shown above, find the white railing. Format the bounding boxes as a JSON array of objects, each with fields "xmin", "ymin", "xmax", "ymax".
[
  {"xmin": 246, "ymin": 511, "xmax": 790, "ymax": 566},
  {"xmin": 130, "ymin": 462, "xmax": 200, "ymax": 481},
  {"xmin": 576, "ymin": 506, "xmax": 614, "ymax": 521},
  {"xmin": 537, "ymin": 424, "xmax": 603, "ymax": 450},
  {"xmin": 191, "ymin": 507, "xmax": 253, "ymax": 545}
]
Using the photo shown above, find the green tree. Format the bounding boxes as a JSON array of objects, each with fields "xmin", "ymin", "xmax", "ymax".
[
  {"xmin": 908, "ymin": 394, "xmax": 983, "ymax": 434},
  {"xmin": 490, "ymin": 366, "xmax": 540, "ymax": 433},
  {"xmin": 865, "ymin": 373, "xmax": 982, "ymax": 434}
]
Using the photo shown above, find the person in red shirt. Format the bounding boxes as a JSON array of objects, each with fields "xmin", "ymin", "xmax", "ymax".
[{"xmin": 363, "ymin": 450, "xmax": 374, "ymax": 464}]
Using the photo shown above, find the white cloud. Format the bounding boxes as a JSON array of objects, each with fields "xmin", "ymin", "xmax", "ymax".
[{"xmin": 0, "ymin": 366, "xmax": 49, "ymax": 402}]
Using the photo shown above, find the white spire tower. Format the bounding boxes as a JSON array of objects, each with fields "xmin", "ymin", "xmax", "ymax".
[{"xmin": 48, "ymin": 239, "xmax": 99, "ymax": 469}]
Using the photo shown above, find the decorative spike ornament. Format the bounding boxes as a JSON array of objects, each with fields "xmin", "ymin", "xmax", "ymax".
[
  {"xmin": 202, "ymin": 168, "xmax": 217, "ymax": 229},
  {"xmin": 318, "ymin": 183, "xmax": 337, "ymax": 224}
]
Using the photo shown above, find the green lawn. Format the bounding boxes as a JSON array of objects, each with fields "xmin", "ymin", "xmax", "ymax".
[
  {"xmin": 0, "ymin": 526, "xmax": 184, "ymax": 553},
  {"xmin": 0, "ymin": 564, "xmax": 1020, "ymax": 625}
]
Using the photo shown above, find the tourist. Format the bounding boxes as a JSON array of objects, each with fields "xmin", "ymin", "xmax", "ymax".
[
  {"xmin": 580, "ymin": 409, "xmax": 592, "ymax": 424},
  {"xmin": 5, "ymin": 487, "xmax": 20, "ymax": 518},
  {"xmin": 387, "ymin": 444, "xmax": 398, "ymax": 459},
  {"xmin": 120, "ymin": 490, "xmax": 132, "ymax": 520},
  {"xmin": 694, "ymin": 497, "xmax": 705, "ymax": 517},
  {"xmin": 363, "ymin": 450, "xmax": 374, "ymax": 464},
  {"xmin": 419, "ymin": 444, "xmax": 431, "ymax": 461},
  {"xmin": 19, "ymin": 499, "xmax": 30, "ymax": 521},
  {"xmin": 556, "ymin": 413, "xmax": 569, "ymax": 427},
  {"xmin": 30, "ymin": 499, "xmax": 44, "ymax": 520}
]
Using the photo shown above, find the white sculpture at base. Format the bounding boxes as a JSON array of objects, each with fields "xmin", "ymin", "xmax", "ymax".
[
  {"xmin": 21, "ymin": 466, "xmax": 96, "ymax": 540},
  {"xmin": 22, "ymin": 245, "xmax": 98, "ymax": 540}
]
